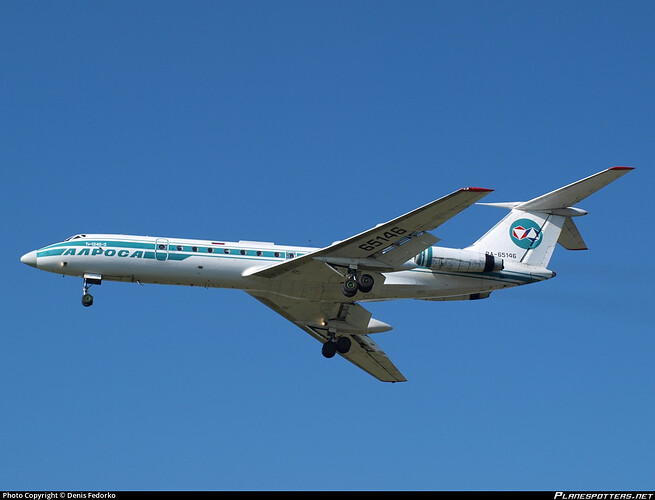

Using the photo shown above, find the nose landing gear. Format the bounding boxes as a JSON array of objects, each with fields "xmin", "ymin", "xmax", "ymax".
[{"xmin": 81, "ymin": 274, "xmax": 102, "ymax": 307}]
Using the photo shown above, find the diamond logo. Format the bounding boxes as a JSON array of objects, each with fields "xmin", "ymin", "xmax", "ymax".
[
  {"xmin": 512, "ymin": 226, "xmax": 527, "ymax": 240},
  {"xmin": 509, "ymin": 219, "xmax": 543, "ymax": 249}
]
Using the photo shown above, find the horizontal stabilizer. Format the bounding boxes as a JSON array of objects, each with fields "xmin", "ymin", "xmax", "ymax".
[
  {"xmin": 468, "ymin": 167, "xmax": 634, "ymax": 263},
  {"xmin": 516, "ymin": 166, "xmax": 634, "ymax": 210}
]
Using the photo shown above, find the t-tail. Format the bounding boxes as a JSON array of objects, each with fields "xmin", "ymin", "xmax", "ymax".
[{"xmin": 465, "ymin": 167, "xmax": 634, "ymax": 268}]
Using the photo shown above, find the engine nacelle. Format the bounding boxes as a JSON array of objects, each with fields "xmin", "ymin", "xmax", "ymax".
[{"xmin": 414, "ymin": 247, "xmax": 503, "ymax": 273}]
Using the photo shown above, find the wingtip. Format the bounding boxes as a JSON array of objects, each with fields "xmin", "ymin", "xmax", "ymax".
[
  {"xmin": 461, "ymin": 187, "xmax": 494, "ymax": 192},
  {"xmin": 609, "ymin": 166, "xmax": 635, "ymax": 171}
]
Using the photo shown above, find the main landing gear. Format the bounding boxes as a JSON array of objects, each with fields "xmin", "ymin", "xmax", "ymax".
[
  {"xmin": 81, "ymin": 274, "xmax": 102, "ymax": 307},
  {"xmin": 321, "ymin": 335, "xmax": 352, "ymax": 358},
  {"xmin": 342, "ymin": 272, "xmax": 374, "ymax": 297}
]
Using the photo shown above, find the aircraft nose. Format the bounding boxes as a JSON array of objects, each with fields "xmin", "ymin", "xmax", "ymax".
[{"xmin": 21, "ymin": 250, "xmax": 37, "ymax": 268}]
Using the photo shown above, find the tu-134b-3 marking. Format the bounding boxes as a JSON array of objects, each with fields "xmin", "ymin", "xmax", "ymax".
[{"xmin": 21, "ymin": 167, "xmax": 633, "ymax": 382}]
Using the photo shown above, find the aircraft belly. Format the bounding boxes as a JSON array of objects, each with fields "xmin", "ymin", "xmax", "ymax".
[
  {"xmin": 128, "ymin": 257, "xmax": 249, "ymax": 287},
  {"xmin": 38, "ymin": 253, "xmax": 251, "ymax": 288}
]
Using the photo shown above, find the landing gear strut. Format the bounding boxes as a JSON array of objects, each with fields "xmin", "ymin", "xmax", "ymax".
[{"xmin": 81, "ymin": 274, "xmax": 102, "ymax": 307}]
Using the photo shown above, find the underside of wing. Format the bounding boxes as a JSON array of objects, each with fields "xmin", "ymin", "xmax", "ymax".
[{"xmin": 248, "ymin": 291, "xmax": 406, "ymax": 383}]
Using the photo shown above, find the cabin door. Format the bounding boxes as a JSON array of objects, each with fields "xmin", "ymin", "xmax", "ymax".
[{"xmin": 155, "ymin": 239, "xmax": 169, "ymax": 261}]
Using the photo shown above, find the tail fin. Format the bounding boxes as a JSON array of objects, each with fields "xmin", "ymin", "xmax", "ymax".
[
  {"xmin": 466, "ymin": 167, "xmax": 634, "ymax": 267},
  {"xmin": 467, "ymin": 209, "xmax": 566, "ymax": 267}
]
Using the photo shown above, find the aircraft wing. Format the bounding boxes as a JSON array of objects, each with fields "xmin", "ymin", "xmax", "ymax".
[
  {"xmin": 247, "ymin": 187, "xmax": 493, "ymax": 280},
  {"xmin": 248, "ymin": 291, "xmax": 407, "ymax": 382},
  {"xmin": 242, "ymin": 187, "xmax": 493, "ymax": 382}
]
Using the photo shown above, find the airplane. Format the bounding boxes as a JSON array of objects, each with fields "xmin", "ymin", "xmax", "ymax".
[{"xmin": 20, "ymin": 167, "xmax": 633, "ymax": 382}]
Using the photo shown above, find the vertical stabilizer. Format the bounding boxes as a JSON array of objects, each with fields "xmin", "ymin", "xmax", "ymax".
[
  {"xmin": 466, "ymin": 209, "xmax": 565, "ymax": 267},
  {"xmin": 466, "ymin": 167, "xmax": 634, "ymax": 268}
]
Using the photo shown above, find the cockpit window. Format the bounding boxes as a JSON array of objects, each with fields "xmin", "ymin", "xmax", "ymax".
[{"xmin": 64, "ymin": 234, "xmax": 86, "ymax": 241}]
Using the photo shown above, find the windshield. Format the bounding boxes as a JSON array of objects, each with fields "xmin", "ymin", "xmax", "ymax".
[{"xmin": 64, "ymin": 234, "xmax": 86, "ymax": 241}]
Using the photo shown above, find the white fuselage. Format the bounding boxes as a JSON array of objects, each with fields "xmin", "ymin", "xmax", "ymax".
[
  {"xmin": 19, "ymin": 168, "xmax": 629, "ymax": 382},
  {"xmin": 24, "ymin": 234, "xmax": 553, "ymax": 301}
]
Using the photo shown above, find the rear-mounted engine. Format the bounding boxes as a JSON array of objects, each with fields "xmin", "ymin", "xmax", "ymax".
[{"xmin": 414, "ymin": 247, "xmax": 503, "ymax": 273}]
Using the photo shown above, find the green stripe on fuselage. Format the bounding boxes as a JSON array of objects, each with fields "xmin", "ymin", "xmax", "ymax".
[
  {"xmin": 38, "ymin": 239, "xmax": 292, "ymax": 263},
  {"xmin": 36, "ymin": 248, "xmax": 66, "ymax": 258}
]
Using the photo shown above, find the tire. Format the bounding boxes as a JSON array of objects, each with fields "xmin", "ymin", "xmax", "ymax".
[
  {"xmin": 321, "ymin": 341, "xmax": 337, "ymax": 358},
  {"xmin": 342, "ymin": 277, "xmax": 358, "ymax": 297},
  {"xmin": 358, "ymin": 274, "xmax": 374, "ymax": 293},
  {"xmin": 336, "ymin": 336, "xmax": 352, "ymax": 354},
  {"xmin": 82, "ymin": 293, "xmax": 94, "ymax": 307}
]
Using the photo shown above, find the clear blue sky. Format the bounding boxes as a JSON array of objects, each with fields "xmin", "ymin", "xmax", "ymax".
[{"xmin": 2, "ymin": 0, "xmax": 653, "ymax": 491}]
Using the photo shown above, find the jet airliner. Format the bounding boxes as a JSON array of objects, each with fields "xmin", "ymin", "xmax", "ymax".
[{"xmin": 21, "ymin": 167, "xmax": 633, "ymax": 382}]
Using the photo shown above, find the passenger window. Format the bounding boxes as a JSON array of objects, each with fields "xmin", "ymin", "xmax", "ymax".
[
  {"xmin": 177, "ymin": 245, "xmax": 183, "ymax": 251},
  {"xmin": 240, "ymin": 250, "xmax": 246, "ymax": 255},
  {"xmin": 207, "ymin": 247, "xmax": 214, "ymax": 253},
  {"xmin": 256, "ymin": 250, "xmax": 263, "ymax": 257},
  {"xmin": 224, "ymin": 249, "xmax": 230, "ymax": 254},
  {"xmin": 192, "ymin": 246, "xmax": 198, "ymax": 252}
]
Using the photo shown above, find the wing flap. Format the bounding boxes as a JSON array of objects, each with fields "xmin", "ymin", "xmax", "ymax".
[
  {"xmin": 312, "ymin": 187, "xmax": 493, "ymax": 261},
  {"xmin": 247, "ymin": 292, "xmax": 406, "ymax": 382},
  {"xmin": 342, "ymin": 332, "xmax": 407, "ymax": 382},
  {"xmin": 373, "ymin": 232, "xmax": 440, "ymax": 268}
]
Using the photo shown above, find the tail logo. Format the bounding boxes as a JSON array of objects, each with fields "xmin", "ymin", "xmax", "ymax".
[{"xmin": 510, "ymin": 218, "xmax": 543, "ymax": 249}]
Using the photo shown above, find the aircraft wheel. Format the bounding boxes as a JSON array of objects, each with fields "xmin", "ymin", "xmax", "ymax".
[
  {"xmin": 342, "ymin": 277, "xmax": 358, "ymax": 297},
  {"xmin": 358, "ymin": 274, "xmax": 374, "ymax": 293},
  {"xmin": 336, "ymin": 336, "xmax": 352, "ymax": 354},
  {"xmin": 82, "ymin": 293, "xmax": 94, "ymax": 307},
  {"xmin": 322, "ymin": 341, "xmax": 337, "ymax": 358}
]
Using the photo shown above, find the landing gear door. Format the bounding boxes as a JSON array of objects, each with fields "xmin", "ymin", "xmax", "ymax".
[{"xmin": 155, "ymin": 239, "xmax": 169, "ymax": 261}]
